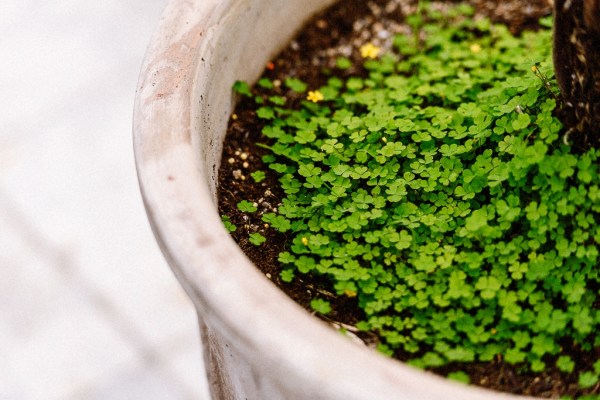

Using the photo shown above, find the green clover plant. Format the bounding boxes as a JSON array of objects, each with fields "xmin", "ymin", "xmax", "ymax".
[{"xmin": 226, "ymin": 5, "xmax": 600, "ymax": 395}]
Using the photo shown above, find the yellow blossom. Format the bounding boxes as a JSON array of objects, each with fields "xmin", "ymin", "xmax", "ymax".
[
  {"xmin": 470, "ymin": 43, "xmax": 482, "ymax": 53},
  {"xmin": 531, "ymin": 65, "xmax": 538, "ymax": 72},
  {"xmin": 301, "ymin": 237, "xmax": 309, "ymax": 246},
  {"xmin": 306, "ymin": 90, "xmax": 324, "ymax": 103},
  {"xmin": 360, "ymin": 43, "xmax": 381, "ymax": 59}
]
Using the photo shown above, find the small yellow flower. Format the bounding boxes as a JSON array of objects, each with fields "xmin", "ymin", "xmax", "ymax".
[
  {"xmin": 531, "ymin": 65, "xmax": 538, "ymax": 72},
  {"xmin": 360, "ymin": 43, "xmax": 381, "ymax": 59},
  {"xmin": 301, "ymin": 237, "xmax": 309, "ymax": 246},
  {"xmin": 344, "ymin": 289, "xmax": 357, "ymax": 298},
  {"xmin": 306, "ymin": 90, "xmax": 324, "ymax": 103},
  {"xmin": 470, "ymin": 43, "xmax": 482, "ymax": 53}
]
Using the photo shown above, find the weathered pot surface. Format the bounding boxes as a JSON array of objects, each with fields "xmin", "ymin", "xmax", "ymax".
[{"xmin": 133, "ymin": 0, "xmax": 538, "ymax": 398}]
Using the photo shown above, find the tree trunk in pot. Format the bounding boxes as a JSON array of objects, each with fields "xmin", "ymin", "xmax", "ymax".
[{"xmin": 553, "ymin": 0, "xmax": 600, "ymax": 147}]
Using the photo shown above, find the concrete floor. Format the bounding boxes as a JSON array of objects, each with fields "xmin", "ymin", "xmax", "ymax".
[{"xmin": 0, "ymin": 1, "xmax": 210, "ymax": 399}]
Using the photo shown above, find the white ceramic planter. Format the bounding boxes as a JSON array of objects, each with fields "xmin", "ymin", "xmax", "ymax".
[{"xmin": 133, "ymin": 1, "xmax": 537, "ymax": 399}]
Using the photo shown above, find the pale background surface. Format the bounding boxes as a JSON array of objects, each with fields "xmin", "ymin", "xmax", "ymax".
[{"xmin": 0, "ymin": 1, "xmax": 210, "ymax": 399}]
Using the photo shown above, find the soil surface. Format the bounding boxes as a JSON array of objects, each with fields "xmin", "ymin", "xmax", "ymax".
[{"xmin": 217, "ymin": 1, "xmax": 599, "ymax": 398}]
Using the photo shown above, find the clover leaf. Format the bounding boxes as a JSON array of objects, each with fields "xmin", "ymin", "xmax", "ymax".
[
  {"xmin": 249, "ymin": 233, "xmax": 266, "ymax": 246},
  {"xmin": 310, "ymin": 298, "xmax": 332, "ymax": 315},
  {"xmin": 237, "ymin": 200, "xmax": 258, "ymax": 213},
  {"xmin": 475, "ymin": 276, "xmax": 501, "ymax": 300}
]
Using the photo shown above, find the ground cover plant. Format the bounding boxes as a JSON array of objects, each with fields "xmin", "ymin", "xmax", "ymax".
[{"xmin": 220, "ymin": 2, "xmax": 600, "ymax": 398}]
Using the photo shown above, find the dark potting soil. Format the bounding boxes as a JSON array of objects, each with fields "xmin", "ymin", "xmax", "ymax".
[{"xmin": 217, "ymin": 0, "xmax": 597, "ymax": 398}]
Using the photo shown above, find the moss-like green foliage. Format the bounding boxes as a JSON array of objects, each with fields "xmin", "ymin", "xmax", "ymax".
[{"xmin": 230, "ymin": 5, "xmax": 600, "ymax": 392}]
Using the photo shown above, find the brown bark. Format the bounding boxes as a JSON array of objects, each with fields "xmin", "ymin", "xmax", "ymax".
[{"xmin": 553, "ymin": 0, "xmax": 600, "ymax": 148}]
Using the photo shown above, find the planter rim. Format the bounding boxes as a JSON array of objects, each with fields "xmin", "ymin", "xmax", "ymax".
[{"xmin": 133, "ymin": 0, "xmax": 539, "ymax": 399}]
